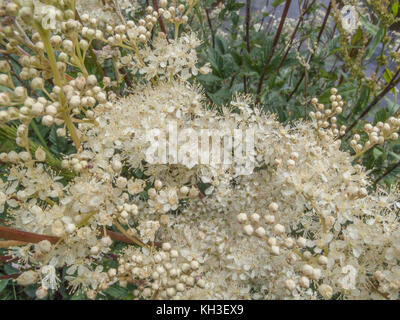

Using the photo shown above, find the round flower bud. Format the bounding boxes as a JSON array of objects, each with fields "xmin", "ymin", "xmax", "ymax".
[
  {"xmin": 196, "ymin": 279, "xmax": 206, "ymax": 288},
  {"xmin": 31, "ymin": 77, "xmax": 44, "ymax": 90},
  {"xmin": 120, "ymin": 210, "xmax": 129, "ymax": 219},
  {"xmin": 297, "ymin": 237, "xmax": 307, "ymax": 248},
  {"xmin": 176, "ymin": 283, "xmax": 185, "ymax": 292},
  {"xmin": 190, "ymin": 260, "xmax": 199, "ymax": 270},
  {"xmin": 0, "ymin": 74, "xmax": 9, "ymax": 86},
  {"xmin": 0, "ymin": 110, "xmax": 9, "ymax": 121},
  {"xmin": 285, "ymin": 279, "xmax": 296, "ymax": 291},
  {"xmin": 112, "ymin": 159, "xmax": 122, "ymax": 172},
  {"xmin": 101, "ymin": 236, "xmax": 112, "ymax": 247},
  {"xmin": 300, "ymin": 276, "xmax": 310, "ymax": 288},
  {"xmin": 374, "ymin": 270, "xmax": 384, "ymax": 281},
  {"xmin": 243, "ymin": 224, "xmax": 254, "ymax": 236},
  {"xmin": 36, "ymin": 286, "xmax": 48, "ymax": 299},
  {"xmin": 87, "ymin": 75, "xmax": 97, "ymax": 87},
  {"xmin": 154, "ymin": 180, "xmax": 163, "ymax": 190},
  {"xmin": 311, "ymin": 268, "xmax": 322, "ymax": 280},
  {"xmin": 46, "ymin": 105, "xmax": 58, "ymax": 116},
  {"xmin": 287, "ymin": 159, "xmax": 296, "ymax": 167},
  {"xmin": 6, "ymin": 2, "xmax": 19, "ymax": 16},
  {"xmin": 181, "ymin": 263, "xmax": 190, "ymax": 273},
  {"xmin": 170, "ymin": 250, "xmax": 179, "ymax": 258},
  {"xmin": 268, "ymin": 237, "xmax": 277, "ymax": 246},
  {"xmin": 237, "ymin": 212, "xmax": 248, "ymax": 224},
  {"xmin": 273, "ymin": 224, "xmax": 285, "ymax": 234},
  {"xmin": 165, "ymin": 288, "xmax": 176, "ymax": 298},
  {"xmin": 264, "ymin": 214, "xmax": 275, "ymax": 224},
  {"xmin": 42, "ymin": 115, "xmax": 54, "ymax": 126},
  {"xmin": 302, "ymin": 264, "xmax": 314, "ymax": 276},
  {"xmin": 148, "ymin": 188, "xmax": 157, "ymax": 199},
  {"xmin": 90, "ymin": 246, "xmax": 100, "ymax": 255},
  {"xmin": 0, "ymin": 153, "xmax": 8, "ymax": 162},
  {"xmin": 318, "ymin": 256, "xmax": 328, "ymax": 265},
  {"xmin": 8, "ymin": 151, "xmax": 19, "ymax": 163},
  {"xmin": 304, "ymin": 251, "xmax": 312, "ymax": 260},
  {"xmin": 162, "ymin": 242, "xmax": 172, "ymax": 251},
  {"xmin": 65, "ymin": 223, "xmax": 76, "ymax": 233},
  {"xmin": 364, "ymin": 123, "xmax": 373, "ymax": 132},
  {"xmin": 69, "ymin": 96, "xmax": 81, "ymax": 108},
  {"xmin": 179, "ymin": 185, "xmax": 189, "ymax": 196},
  {"xmin": 284, "ymin": 237, "xmax": 294, "ymax": 248},
  {"xmin": 32, "ymin": 102, "xmax": 44, "ymax": 115},
  {"xmin": 255, "ymin": 227, "xmax": 266, "ymax": 238},
  {"xmin": 35, "ymin": 147, "xmax": 46, "ymax": 162},
  {"xmin": 61, "ymin": 159, "xmax": 69, "ymax": 168},
  {"xmin": 108, "ymin": 268, "xmax": 117, "ymax": 277},
  {"xmin": 17, "ymin": 271, "xmax": 38, "ymax": 286},
  {"xmin": 271, "ymin": 245, "xmax": 280, "ymax": 255},
  {"xmin": 318, "ymin": 284, "xmax": 333, "ymax": 299},
  {"xmin": 250, "ymin": 213, "xmax": 260, "ymax": 223},
  {"xmin": 56, "ymin": 128, "xmax": 66, "ymax": 137},
  {"xmin": 290, "ymin": 152, "xmax": 299, "ymax": 160},
  {"xmin": 38, "ymin": 240, "xmax": 51, "ymax": 253},
  {"xmin": 268, "ymin": 202, "xmax": 279, "ymax": 212}
]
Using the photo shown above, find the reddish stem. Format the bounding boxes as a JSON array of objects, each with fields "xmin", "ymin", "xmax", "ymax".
[{"xmin": 152, "ymin": 0, "xmax": 169, "ymax": 42}]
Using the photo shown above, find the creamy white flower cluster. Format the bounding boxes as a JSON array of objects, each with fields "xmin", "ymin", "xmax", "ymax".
[{"xmin": 0, "ymin": 0, "xmax": 400, "ymax": 301}]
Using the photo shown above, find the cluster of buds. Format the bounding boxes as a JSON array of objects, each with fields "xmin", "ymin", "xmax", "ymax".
[
  {"xmin": 237, "ymin": 202, "xmax": 292, "ymax": 256},
  {"xmin": 115, "ymin": 202, "xmax": 139, "ymax": 225},
  {"xmin": 105, "ymin": 7, "xmax": 158, "ymax": 45},
  {"xmin": 158, "ymin": 0, "xmax": 192, "ymax": 26},
  {"xmin": 350, "ymin": 117, "xmax": 400, "ymax": 158},
  {"xmin": 8, "ymin": 70, "xmax": 104, "ymax": 137},
  {"xmin": 309, "ymin": 88, "xmax": 346, "ymax": 141},
  {"xmin": 61, "ymin": 154, "xmax": 90, "ymax": 172},
  {"xmin": 147, "ymin": 180, "xmax": 200, "ymax": 214},
  {"xmin": 0, "ymin": 1, "xmax": 113, "ymax": 152},
  {"xmin": 0, "ymin": 146, "xmax": 45, "ymax": 163},
  {"xmin": 117, "ymin": 242, "xmax": 205, "ymax": 299},
  {"xmin": 237, "ymin": 202, "xmax": 336, "ymax": 298}
]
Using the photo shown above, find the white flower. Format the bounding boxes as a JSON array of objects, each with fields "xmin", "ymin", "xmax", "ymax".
[
  {"xmin": 41, "ymin": 265, "xmax": 60, "ymax": 290},
  {"xmin": 341, "ymin": 5, "xmax": 359, "ymax": 35}
]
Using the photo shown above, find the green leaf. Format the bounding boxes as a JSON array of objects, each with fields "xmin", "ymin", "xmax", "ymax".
[
  {"xmin": 23, "ymin": 285, "xmax": 37, "ymax": 298},
  {"xmin": 383, "ymin": 68, "xmax": 397, "ymax": 96},
  {"xmin": 0, "ymin": 280, "xmax": 9, "ymax": 293},
  {"xmin": 360, "ymin": 16, "xmax": 379, "ymax": 36},
  {"xmin": 374, "ymin": 108, "xmax": 388, "ymax": 123},
  {"xmin": 272, "ymin": 0, "xmax": 285, "ymax": 6},
  {"xmin": 105, "ymin": 284, "xmax": 129, "ymax": 299},
  {"xmin": 365, "ymin": 27, "xmax": 384, "ymax": 60},
  {"xmin": 71, "ymin": 289, "xmax": 86, "ymax": 300},
  {"xmin": 4, "ymin": 264, "xmax": 19, "ymax": 275},
  {"xmin": 197, "ymin": 74, "xmax": 221, "ymax": 84},
  {"xmin": 373, "ymin": 148, "xmax": 383, "ymax": 159},
  {"xmin": 384, "ymin": 68, "xmax": 392, "ymax": 83},
  {"xmin": 392, "ymin": 0, "xmax": 399, "ymax": 17}
]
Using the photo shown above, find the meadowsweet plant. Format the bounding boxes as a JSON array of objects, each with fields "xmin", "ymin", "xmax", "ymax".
[{"xmin": 0, "ymin": 0, "xmax": 400, "ymax": 301}]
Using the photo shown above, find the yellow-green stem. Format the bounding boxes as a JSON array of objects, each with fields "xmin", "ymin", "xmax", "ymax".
[{"xmin": 35, "ymin": 24, "xmax": 81, "ymax": 151}]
